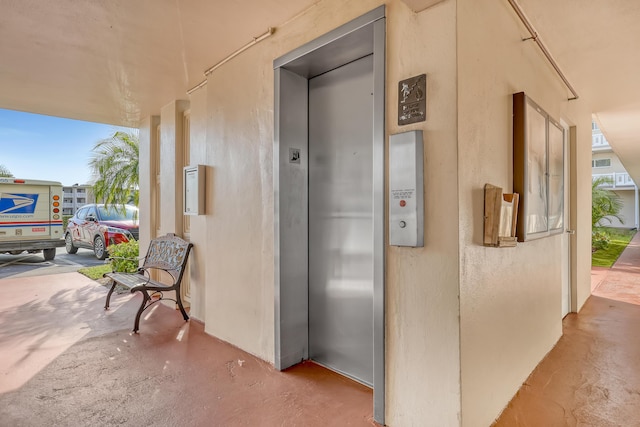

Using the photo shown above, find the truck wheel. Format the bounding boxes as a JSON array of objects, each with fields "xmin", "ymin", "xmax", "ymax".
[
  {"xmin": 65, "ymin": 233, "xmax": 78, "ymax": 254},
  {"xmin": 94, "ymin": 236, "xmax": 107, "ymax": 260},
  {"xmin": 43, "ymin": 248, "xmax": 56, "ymax": 261}
]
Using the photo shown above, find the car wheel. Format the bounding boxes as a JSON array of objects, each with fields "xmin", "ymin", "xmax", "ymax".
[
  {"xmin": 65, "ymin": 233, "xmax": 78, "ymax": 254},
  {"xmin": 43, "ymin": 248, "xmax": 56, "ymax": 261},
  {"xmin": 94, "ymin": 236, "xmax": 107, "ymax": 260}
]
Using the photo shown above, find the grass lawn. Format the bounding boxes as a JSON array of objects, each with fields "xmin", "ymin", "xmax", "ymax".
[
  {"xmin": 592, "ymin": 227, "xmax": 637, "ymax": 268},
  {"xmin": 77, "ymin": 264, "xmax": 112, "ymax": 280}
]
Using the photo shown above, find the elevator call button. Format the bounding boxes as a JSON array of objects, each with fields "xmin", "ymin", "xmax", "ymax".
[{"xmin": 389, "ymin": 130, "xmax": 424, "ymax": 247}]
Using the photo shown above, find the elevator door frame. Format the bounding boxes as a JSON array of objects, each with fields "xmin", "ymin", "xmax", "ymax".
[{"xmin": 273, "ymin": 6, "xmax": 386, "ymax": 424}]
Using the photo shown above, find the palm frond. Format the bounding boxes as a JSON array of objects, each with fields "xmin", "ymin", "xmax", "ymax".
[
  {"xmin": 90, "ymin": 131, "xmax": 139, "ymax": 207},
  {"xmin": 592, "ymin": 176, "xmax": 624, "ymax": 226},
  {"xmin": 0, "ymin": 164, "xmax": 13, "ymax": 177}
]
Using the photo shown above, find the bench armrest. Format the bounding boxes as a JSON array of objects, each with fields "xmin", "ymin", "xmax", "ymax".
[{"xmin": 107, "ymin": 255, "xmax": 144, "ymax": 262}]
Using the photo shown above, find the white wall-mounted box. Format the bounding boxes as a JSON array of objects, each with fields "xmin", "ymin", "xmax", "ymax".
[
  {"xmin": 389, "ymin": 130, "xmax": 424, "ymax": 247},
  {"xmin": 183, "ymin": 165, "xmax": 205, "ymax": 215}
]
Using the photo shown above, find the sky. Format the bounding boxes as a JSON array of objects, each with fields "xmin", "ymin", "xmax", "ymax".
[{"xmin": 0, "ymin": 108, "xmax": 134, "ymax": 186}]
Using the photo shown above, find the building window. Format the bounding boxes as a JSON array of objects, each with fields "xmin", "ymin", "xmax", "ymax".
[
  {"xmin": 77, "ymin": 198, "xmax": 86, "ymax": 204},
  {"xmin": 77, "ymin": 188, "xmax": 85, "ymax": 193},
  {"xmin": 592, "ymin": 158, "xmax": 611, "ymax": 168}
]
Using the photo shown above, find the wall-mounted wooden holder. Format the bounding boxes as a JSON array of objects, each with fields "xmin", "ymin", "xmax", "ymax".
[{"xmin": 484, "ymin": 184, "xmax": 519, "ymax": 247}]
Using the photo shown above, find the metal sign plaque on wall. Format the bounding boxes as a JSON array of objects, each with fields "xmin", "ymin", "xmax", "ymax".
[{"xmin": 398, "ymin": 74, "xmax": 426, "ymax": 125}]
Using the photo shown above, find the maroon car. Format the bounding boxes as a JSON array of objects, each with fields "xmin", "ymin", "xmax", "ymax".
[{"xmin": 65, "ymin": 204, "xmax": 139, "ymax": 259}]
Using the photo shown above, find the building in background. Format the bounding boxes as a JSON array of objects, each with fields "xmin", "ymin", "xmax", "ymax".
[
  {"xmin": 592, "ymin": 121, "xmax": 639, "ymax": 229},
  {"xmin": 62, "ymin": 184, "xmax": 94, "ymax": 216}
]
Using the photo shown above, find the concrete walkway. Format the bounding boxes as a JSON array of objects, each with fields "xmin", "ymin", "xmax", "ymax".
[
  {"xmin": 494, "ymin": 232, "xmax": 640, "ymax": 426},
  {"xmin": 0, "ymin": 272, "xmax": 374, "ymax": 426}
]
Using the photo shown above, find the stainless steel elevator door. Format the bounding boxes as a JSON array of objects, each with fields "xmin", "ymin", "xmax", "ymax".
[{"xmin": 308, "ymin": 55, "xmax": 374, "ymax": 386}]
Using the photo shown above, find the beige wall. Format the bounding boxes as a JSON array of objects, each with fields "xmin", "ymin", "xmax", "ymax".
[
  {"xmin": 573, "ymin": 122, "xmax": 593, "ymax": 312},
  {"xmin": 457, "ymin": 0, "xmax": 592, "ymax": 425},
  {"xmin": 138, "ymin": 115, "xmax": 159, "ymax": 250},
  {"xmin": 385, "ymin": 1, "xmax": 461, "ymax": 425},
  {"xmin": 608, "ymin": 190, "xmax": 636, "ymax": 228},
  {"xmin": 159, "ymin": 100, "xmax": 189, "ymax": 236},
  {"xmin": 192, "ymin": 0, "xmax": 462, "ymax": 424},
  {"xmin": 592, "ymin": 151, "xmax": 626, "ymax": 173},
  {"xmin": 186, "ymin": 88, "xmax": 208, "ymax": 321},
  {"xmin": 591, "ymin": 152, "xmax": 638, "ymax": 228},
  {"xmin": 141, "ymin": 0, "xmax": 596, "ymax": 425},
  {"xmin": 200, "ymin": 28, "xmax": 275, "ymax": 360}
]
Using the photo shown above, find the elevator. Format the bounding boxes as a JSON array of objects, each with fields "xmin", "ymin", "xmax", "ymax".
[
  {"xmin": 273, "ymin": 6, "xmax": 385, "ymax": 424},
  {"xmin": 308, "ymin": 55, "xmax": 374, "ymax": 384}
]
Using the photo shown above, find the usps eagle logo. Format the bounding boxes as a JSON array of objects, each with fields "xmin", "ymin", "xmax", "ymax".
[{"xmin": 0, "ymin": 193, "xmax": 39, "ymax": 214}]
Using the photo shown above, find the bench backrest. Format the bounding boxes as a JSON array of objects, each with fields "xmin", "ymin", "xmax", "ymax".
[{"xmin": 142, "ymin": 233, "xmax": 193, "ymax": 284}]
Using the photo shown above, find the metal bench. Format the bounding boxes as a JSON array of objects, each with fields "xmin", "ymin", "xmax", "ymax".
[{"xmin": 103, "ymin": 233, "xmax": 193, "ymax": 333}]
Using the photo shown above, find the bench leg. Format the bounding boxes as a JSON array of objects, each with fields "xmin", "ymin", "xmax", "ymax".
[
  {"xmin": 105, "ymin": 280, "xmax": 117, "ymax": 310},
  {"xmin": 133, "ymin": 290, "xmax": 150, "ymax": 333},
  {"xmin": 176, "ymin": 290, "xmax": 190, "ymax": 322}
]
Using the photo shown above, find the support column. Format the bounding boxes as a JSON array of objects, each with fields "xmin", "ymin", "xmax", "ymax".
[
  {"xmin": 159, "ymin": 100, "xmax": 190, "ymax": 236},
  {"xmin": 635, "ymin": 185, "xmax": 639, "ymax": 229},
  {"xmin": 139, "ymin": 115, "xmax": 160, "ymax": 252}
]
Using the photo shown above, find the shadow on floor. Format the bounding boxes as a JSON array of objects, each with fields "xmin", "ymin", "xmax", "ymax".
[{"xmin": 0, "ymin": 272, "xmax": 374, "ymax": 426}]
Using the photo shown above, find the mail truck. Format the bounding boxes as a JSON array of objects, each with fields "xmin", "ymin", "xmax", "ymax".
[{"xmin": 0, "ymin": 178, "xmax": 65, "ymax": 260}]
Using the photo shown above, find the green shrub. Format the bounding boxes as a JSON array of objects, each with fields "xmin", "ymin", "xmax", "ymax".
[
  {"xmin": 107, "ymin": 240, "xmax": 140, "ymax": 272},
  {"xmin": 63, "ymin": 215, "xmax": 72, "ymax": 232},
  {"xmin": 592, "ymin": 229, "xmax": 611, "ymax": 252}
]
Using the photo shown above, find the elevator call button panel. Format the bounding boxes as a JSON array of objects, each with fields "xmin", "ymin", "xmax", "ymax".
[{"xmin": 389, "ymin": 130, "xmax": 424, "ymax": 247}]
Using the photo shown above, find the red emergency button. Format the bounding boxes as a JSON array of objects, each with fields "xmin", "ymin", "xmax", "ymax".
[{"xmin": 399, "ymin": 200, "xmax": 406, "ymax": 207}]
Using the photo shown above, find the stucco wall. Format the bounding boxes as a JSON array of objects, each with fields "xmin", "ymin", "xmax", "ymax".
[
  {"xmin": 142, "ymin": 0, "xmax": 596, "ymax": 425},
  {"xmin": 194, "ymin": 0, "xmax": 461, "ymax": 425},
  {"xmin": 159, "ymin": 100, "xmax": 189, "ymax": 236},
  {"xmin": 592, "ymin": 151, "xmax": 626, "ymax": 173},
  {"xmin": 591, "ymin": 152, "xmax": 637, "ymax": 228},
  {"xmin": 186, "ymin": 89, "xmax": 208, "ymax": 321},
  {"xmin": 138, "ymin": 115, "xmax": 159, "ymax": 252},
  {"xmin": 572, "ymin": 122, "xmax": 593, "ymax": 312},
  {"xmin": 457, "ymin": 0, "xmax": 592, "ymax": 425},
  {"xmin": 607, "ymin": 190, "xmax": 636, "ymax": 228},
  {"xmin": 385, "ymin": 1, "xmax": 461, "ymax": 426}
]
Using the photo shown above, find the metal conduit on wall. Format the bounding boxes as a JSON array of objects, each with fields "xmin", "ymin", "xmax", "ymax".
[
  {"xmin": 507, "ymin": 0, "xmax": 579, "ymax": 101},
  {"xmin": 187, "ymin": 28, "xmax": 274, "ymax": 95}
]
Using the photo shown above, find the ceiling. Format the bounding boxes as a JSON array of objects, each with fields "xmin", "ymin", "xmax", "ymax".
[
  {"xmin": 1, "ymin": 0, "xmax": 640, "ymax": 182},
  {"xmin": 0, "ymin": 0, "xmax": 318, "ymax": 127},
  {"xmin": 516, "ymin": 0, "xmax": 640, "ymax": 184}
]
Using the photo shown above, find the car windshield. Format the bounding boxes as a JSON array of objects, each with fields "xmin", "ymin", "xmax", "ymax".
[{"xmin": 97, "ymin": 205, "xmax": 139, "ymax": 221}]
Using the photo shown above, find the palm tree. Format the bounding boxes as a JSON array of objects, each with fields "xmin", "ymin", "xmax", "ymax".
[
  {"xmin": 0, "ymin": 164, "xmax": 13, "ymax": 177},
  {"xmin": 89, "ymin": 131, "xmax": 139, "ymax": 207},
  {"xmin": 592, "ymin": 175, "xmax": 623, "ymax": 227}
]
